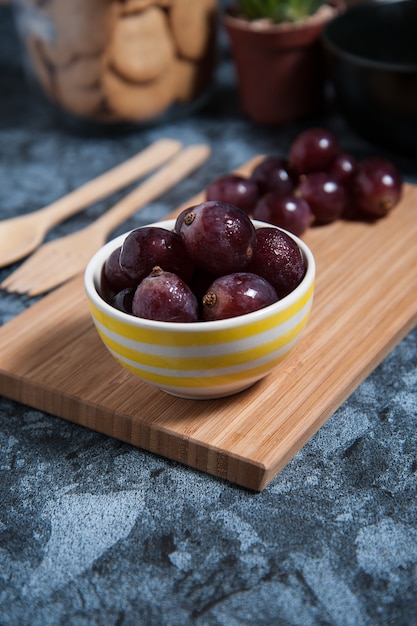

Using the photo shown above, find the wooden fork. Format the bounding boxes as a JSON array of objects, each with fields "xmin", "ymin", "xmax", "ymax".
[
  {"xmin": 1, "ymin": 144, "xmax": 211, "ymax": 296},
  {"xmin": 0, "ymin": 138, "xmax": 182, "ymax": 268}
]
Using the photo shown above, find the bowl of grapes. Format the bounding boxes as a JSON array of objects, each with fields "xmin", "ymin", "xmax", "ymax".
[{"xmin": 84, "ymin": 205, "xmax": 315, "ymax": 400}]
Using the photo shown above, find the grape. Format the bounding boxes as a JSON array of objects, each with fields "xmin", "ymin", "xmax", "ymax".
[
  {"xmin": 132, "ymin": 267, "xmax": 198, "ymax": 323},
  {"xmin": 120, "ymin": 226, "xmax": 194, "ymax": 284},
  {"xmin": 248, "ymin": 227, "xmax": 306, "ymax": 298},
  {"xmin": 350, "ymin": 157, "xmax": 403, "ymax": 218},
  {"xmin": 297, "ymin": 172, "xmax": 348, "ymax": 224},
  {"xmin": 102, "ymin": 246, "xmax": 137, "ymax": 296},
  {"xmin": 110, "ymin": 287, "xmax": 135, "ymax": 314},
  {"xmin": 174, "ymin": 206, "xmax": 197, "ymax": 233},
  {"xmin": 253, "ymin": 192, "xmax": 313, "ymax": 236},
  {"xmin": 251, "ymin": 156, "xmax": 296, "ymax": 196},
  {"xmin": 177, "ymin": 201, "xmax": 257, "ymax": 275},
  {"xmin": 206, "ymin": 174, "xmax": 259, "ymax": 215},
  {"xmin": 289, "ymin": 127, "xmax": 339, "ymax": 175},
  {"xmin": 329, "ymin": 152, "xmax": 356, "ymax": 185},
  {"xmin": 202, "ymin": 272, "xmax": 278, "ymax": 321}
]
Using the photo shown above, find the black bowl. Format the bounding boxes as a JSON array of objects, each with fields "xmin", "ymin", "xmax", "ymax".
[{"xmin": 322, "ymin": 0, "xmax": 417, "ymax": 156}]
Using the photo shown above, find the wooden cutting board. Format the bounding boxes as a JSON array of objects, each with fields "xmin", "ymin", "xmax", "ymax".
[{"xmin": 0, "ymin": 156, "xmax": 416, "ymax": 491}]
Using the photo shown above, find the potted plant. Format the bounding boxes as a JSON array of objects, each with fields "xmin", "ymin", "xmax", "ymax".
[{"xmin": 223, "ymin": 0, "xmax": 345, "ymax": 125}]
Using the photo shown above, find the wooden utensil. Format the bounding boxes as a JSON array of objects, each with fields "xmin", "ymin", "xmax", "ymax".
[
  {"xmin": 1, "ymin": 144, "xmax": 211, "ymax": 296},
  {"xmin": 0, "ymin": 138, "xmax": 182, "ymax": 268}
]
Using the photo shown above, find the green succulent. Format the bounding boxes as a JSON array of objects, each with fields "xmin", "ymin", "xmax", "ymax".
[{"xmin": 235, "ymin": 0, "xmax": 325, "ymax": 23}]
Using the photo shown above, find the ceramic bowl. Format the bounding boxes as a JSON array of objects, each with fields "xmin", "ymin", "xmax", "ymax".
[
  {"xmin": 84, "ymin": 219, "xmax": 315, "ymax": 400},
  {"xmin": 322, "ymin": 0, "xmax": 417, "ymax": 155}
]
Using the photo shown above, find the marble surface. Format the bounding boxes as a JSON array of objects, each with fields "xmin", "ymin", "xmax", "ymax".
[{"xmin": 1, "ymin": 5, "xmax": 416, "ymax": 625}]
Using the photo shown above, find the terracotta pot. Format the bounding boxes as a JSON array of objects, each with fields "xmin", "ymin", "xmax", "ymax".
[{"xmin": 223, "ymin": 2, "xmax": 345, "ymax": 125}]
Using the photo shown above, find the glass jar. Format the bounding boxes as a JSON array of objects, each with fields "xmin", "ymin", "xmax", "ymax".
[{"xmin": 12, "ymin": 0, "xmax": 218, "ymax": 128}]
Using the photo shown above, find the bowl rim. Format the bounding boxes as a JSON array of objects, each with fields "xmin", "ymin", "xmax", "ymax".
[
  {"xmin": 84, "ymin": 219, "xmax": 315, "ymax": 333},
  {"xmin": 322, "ymin": 0, "xmax": 417, "ymax": 72}
]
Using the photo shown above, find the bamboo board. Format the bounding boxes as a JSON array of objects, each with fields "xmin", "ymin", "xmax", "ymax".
[{"xmin": 0, "ymin": 157, "xmax": 416, "ymax": 491}]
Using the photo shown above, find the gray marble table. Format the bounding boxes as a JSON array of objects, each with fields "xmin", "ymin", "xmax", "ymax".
[{"xmin": 1, "ymin": 6, "xmax": 416, "ymax": 625}]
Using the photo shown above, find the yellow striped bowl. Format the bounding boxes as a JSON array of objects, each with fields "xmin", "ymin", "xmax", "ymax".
[{"xmin": 84, "ymin": 220, "xmax": 315, "ymax": 399}]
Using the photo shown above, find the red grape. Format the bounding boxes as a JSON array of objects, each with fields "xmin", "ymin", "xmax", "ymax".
[
  {"xmin": 253, "ymin": 192, "xmax": 313, "ymax": 236},
  {"xmin": 177, "ymin": 201, "xmax": 257, "ymax": 275},
  {"xmin": 102, "ymin": 246, "xmax": 137, "ymax": 295},
  {"xmin": 120, "ymin": 226, "xmax": 194, "ymax": 284},
  {"xmin": 206, "ymin": 174, "xmax": 259, "ymax": 215},
  {"xmin": 289, "ymin": 127, "xmax": 340, "ymax": 175},
  {"xmin": 132, "ymin": 267, "xmax": 198, "ymax": 323},
  {"xmin": 248, "ymin": 227, "xmax": 306, "ymax": 299},
  {"xmin": 350, "ymin": 157, "xmax": 403, "ymax": 218},
  {"xmin": 297, "ymin": 172, "xmax": 348, "ymax": 224},
  {"xmin": 251, "ymin": 156, "xmax": 296, "ymax": 196},
  {"xmin": 110, "ymin": 287, "xmax": 135, "ymax": 314},
  {"xmin": 174, "ymin": 206, "xmax": 197, "ymax": 233},
  {"xmin": 329, "ymin": 152, "xmax": 357, "ymax": 185},
  {"xmin": 202, "ymin": 272, "xmax": 278, "ymax": 321}
]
